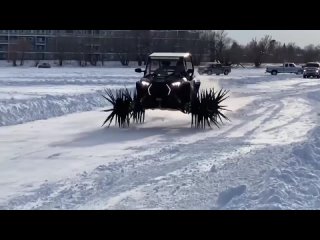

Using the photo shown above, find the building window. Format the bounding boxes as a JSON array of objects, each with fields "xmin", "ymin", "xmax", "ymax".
[
  {"xmin": 37, "ymin": 37, "xmax": 45, "ymax": 42},
  {"xmin": 0, "ymin": 36, "xmax": 8, "ymax": 41}
]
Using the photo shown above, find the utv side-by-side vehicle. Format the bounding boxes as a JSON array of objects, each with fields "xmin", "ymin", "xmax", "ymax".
[{"xmin": 102, "ymin": 52, "xmax": 229, "ymax": 128}]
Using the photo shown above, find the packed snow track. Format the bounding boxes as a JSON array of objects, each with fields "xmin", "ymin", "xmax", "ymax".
[{"xmin": 1, "ymin": 67, "xmax": 320, "ymax": 209}]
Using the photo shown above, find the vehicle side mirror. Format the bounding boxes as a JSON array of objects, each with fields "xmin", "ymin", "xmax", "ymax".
[{"xmin": 135, "ymin": 68, "xmax": 143, "ymax": 73}]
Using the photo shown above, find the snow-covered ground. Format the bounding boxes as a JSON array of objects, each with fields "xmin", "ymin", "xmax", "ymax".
[
  {"xmin": 1, "ymin": 67, "xmax": 320, "ymax": 209},
  {"xmin": 0, "ymin": 68, "xmax": 139, "ymax": 126}
]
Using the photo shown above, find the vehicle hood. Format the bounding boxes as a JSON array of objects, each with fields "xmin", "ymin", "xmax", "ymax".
[{"xmin": 304, "ymin": 67, "xmax": 320, "ymax": 71}]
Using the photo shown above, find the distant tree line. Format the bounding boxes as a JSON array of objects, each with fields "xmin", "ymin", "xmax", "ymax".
[{"xmin": 6, "ymin": 30, "xmax": 320, "ymax": 67}]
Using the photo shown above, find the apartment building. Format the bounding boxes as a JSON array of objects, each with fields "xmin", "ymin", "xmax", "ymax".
[{"xmin": 0, "ymin": 30, "xmax": 201, "ymax": 61}]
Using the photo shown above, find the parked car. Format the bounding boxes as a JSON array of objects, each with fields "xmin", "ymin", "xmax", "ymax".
[
  {"xmin": 198, "ymin": 62, "xmax": 231, "ymax": 75},
  {"xmin": 38, "ymin": 63, "xmax": 51, "ymax": 68},
  {"xmin": 266, "ymin": 62, "xmax": 303, "ymax": 75},
  {"xmin": 303, "ymin": 62, "xmax": 320, "ymax": 78}
]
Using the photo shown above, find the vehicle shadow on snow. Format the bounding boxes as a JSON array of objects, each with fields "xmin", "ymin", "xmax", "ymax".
[{"xmin": 51, "ymin": 125, "xmax": 207, "ymax": 148}]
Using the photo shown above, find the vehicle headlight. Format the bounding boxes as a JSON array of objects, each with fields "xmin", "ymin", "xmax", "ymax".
[
  {"xmin": 303, "ymin": 69, "xmax": 306, "ymax": 72},
  {"xmin": 171, "ymin": 81, "xmax": 181, "ymax": 87},
  {"xmin": 316, "ymin": 70, "xmax": 319, "ymax": 73},
  {"xmin": 141, "ymin": 81, "xmax": 150, "ymax": 86}
]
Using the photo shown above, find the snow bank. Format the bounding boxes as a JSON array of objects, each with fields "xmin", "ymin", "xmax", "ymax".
[
  {"xmin": 0, "ymin": 90, "xmax": 117, "ymax": 126},
  {"xmin": 0, "ymin": 67, "xmax": 140, "ymax": 126}
]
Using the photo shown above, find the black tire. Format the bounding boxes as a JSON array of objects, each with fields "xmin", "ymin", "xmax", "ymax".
[
  {"xmin": 317, "ymin": 76, "xmax": 320, "ymax": 79},
  {"xmin": 216, "ymin": 73, "xmax": 220, "ymax": 76},
  {"xmin": 271, "ymin": 70, "xmax": 277, "ymax": 75},
  {"xmin": 224, "ymin": 70, "xmax": 229, "ymax": 75},
  {"xmin": 207, "ymin": 70, "xmax": 212, "ymax": 75},
  {"xmin": 303, "ymin": 75, "xmax": 307, "ymax": 78}
]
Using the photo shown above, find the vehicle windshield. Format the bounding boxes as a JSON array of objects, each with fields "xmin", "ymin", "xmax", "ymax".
[
  {"xmin": 146, "ymin": 59, "xmax": 185, "ymax": 76},
  {"xmin": 306, "ymin": 63, "xmax": 320, "ymax": 68}
]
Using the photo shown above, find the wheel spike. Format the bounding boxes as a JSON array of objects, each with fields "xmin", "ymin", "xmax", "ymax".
[
  {"xmin": 102, "ymin": 88, "xmax": 145, "ymax": 128},
  {"xmin": 189, "ymin": 87, "xmax": 230, "ymax": 128}
]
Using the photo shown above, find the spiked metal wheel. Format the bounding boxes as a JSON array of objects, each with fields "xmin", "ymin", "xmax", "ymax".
[
  {"xmin": 102, "ymin": 88, "xmax": 145, "ymax": 128},
  {"xmin": 189, "ymin": 88, "xmax": 230, "ymax": 128}
]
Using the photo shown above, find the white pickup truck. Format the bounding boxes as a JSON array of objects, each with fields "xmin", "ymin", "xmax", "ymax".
[{"xmin": 266, "ymin": 63, "xmax": 303, "ymax": 75}]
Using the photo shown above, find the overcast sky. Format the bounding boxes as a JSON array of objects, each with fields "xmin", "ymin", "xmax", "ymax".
[{"xmin": 225, "ymin": 30, "xmax": 320, "ymax": 47}]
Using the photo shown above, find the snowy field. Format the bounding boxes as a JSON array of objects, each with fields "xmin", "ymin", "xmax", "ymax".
[{"xmin": 1, "ymin": 66, "xmax": 320, "ymax": 209}]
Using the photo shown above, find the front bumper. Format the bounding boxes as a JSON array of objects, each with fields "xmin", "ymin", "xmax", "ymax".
[
  {"xmin": 303, "ymin": 71, "xmax": 320, "ymax": 77},
  {"xmin": 137, "ymin": 82, "xmax": 191, "ymax": 110}
]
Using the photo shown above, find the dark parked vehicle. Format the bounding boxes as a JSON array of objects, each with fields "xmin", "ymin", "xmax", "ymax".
[
  {"xmin": 198, "ymin": 62, "xmax": 231, "ymax": 75},
  {"xmin": 303, "ymin": 62, "xmax": 320, "ymax": 78},
  {"xmin": 38, "ymin": 63, "xmax": 51, "ymax": 68}
]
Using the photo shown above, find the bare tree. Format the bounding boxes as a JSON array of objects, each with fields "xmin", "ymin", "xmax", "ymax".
[
  {"xmin": 286, "ymin": 43, "xmax": 298, "ymax": 62},
  {"xmin": 76, "ymin": 38, "xmax": 87, "ymax": 67},
  {"xmin": 246, "ymin": 35, "xmax": 273, "ymax": 67},
  {"xmin": 228, "ymin": 41, "xmax": 244, "ymax": 65},
  {"xmin": 85, "ymin": 35, "xmax": 100, "ymax": 66},
  {"xmin": 131, "ymin": 30, "xmax": 151, "ymax": 66},
  {"xmin": 34, "ymin": 53, "xmax": 43, "ymax": 67},
  {"xmin": 99, "ymin": 37, "xmax": 110, "ymax": 66},
  {"xmin": 8, "ymin": 42, "xmax": 18, "ymax": 66},
  {"xmin": 199, "ymin": 30, "xmax": 217, "ymax": 61},
  {"xmin": 215, "ymin": 30, "xmax": 231, "ymax": 63},
  {"xmin": 16, "ymin": 39, "xmax": 32, "ymax": 66},
  {"xmin": 55, "ymin": 36, "xmax": 76, "ymax": 66},
  {"xmin": 191, "ymin": 31, "xmax": 206, "ymax": 64},
  {"xmin": 303, "ymin": 44, "xmax": 320, "ymax": 62}
]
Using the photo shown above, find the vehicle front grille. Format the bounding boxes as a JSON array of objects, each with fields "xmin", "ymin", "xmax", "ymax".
[{"xmin": 149, "ymin": 83, "xmax": 170, "ymax": 97}]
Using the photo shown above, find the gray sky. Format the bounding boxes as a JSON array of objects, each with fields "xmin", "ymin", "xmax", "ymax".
[{"xmin": 225, "ymin": 30, "xmax": 320, "ymax": 47}]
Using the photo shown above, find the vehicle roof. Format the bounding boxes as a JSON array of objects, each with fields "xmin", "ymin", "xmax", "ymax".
[
  {"xmin": 149, "ymin": 52, "xmax": 190, "ymax": 59},
  {"xmin": 306, "ymin": 62, "xmax": 320, "ymax": 64}
]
